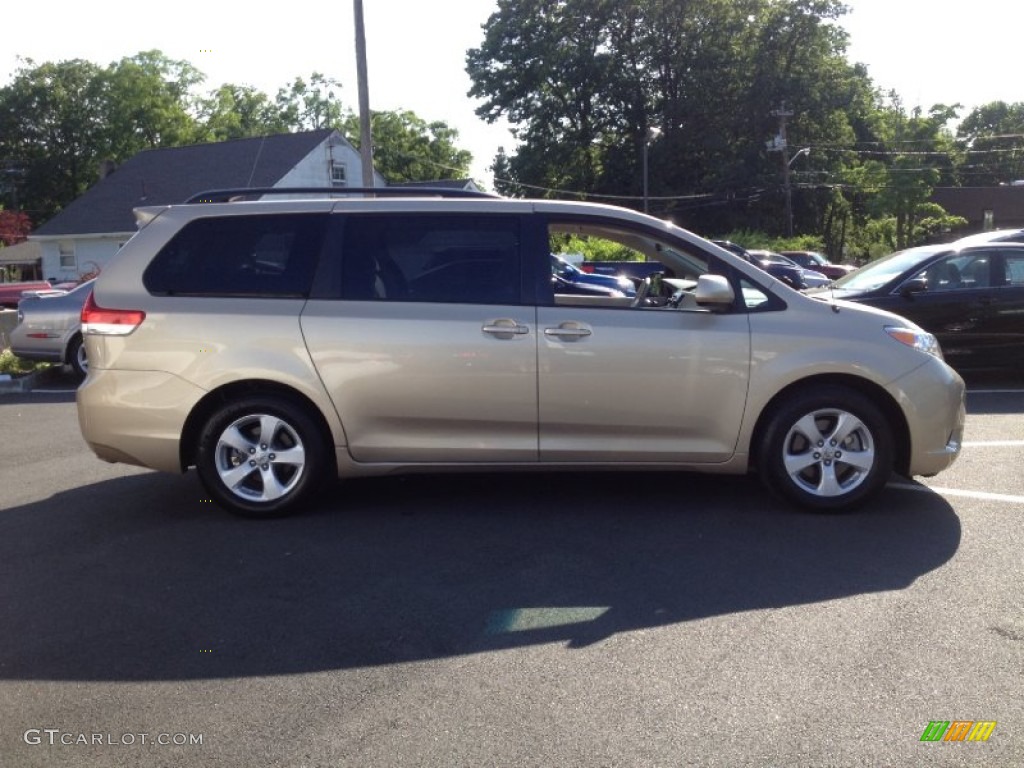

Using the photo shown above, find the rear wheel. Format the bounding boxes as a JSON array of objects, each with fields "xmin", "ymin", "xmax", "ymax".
[
  {"xmin": 68, "ymin": 335, "xmax": 87, "ymax": 379},
  {"xmin": 196, "ymin": 395, "xmax": 326, "ymax": 518},
  {"xmin": 759, "ymin": 386, "xmax": 892, "ymax": 511}
]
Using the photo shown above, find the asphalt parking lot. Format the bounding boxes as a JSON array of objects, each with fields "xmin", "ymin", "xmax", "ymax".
[{"xmin": 0, "ymin": 367, "xmax": 1021, "ymax": 767}]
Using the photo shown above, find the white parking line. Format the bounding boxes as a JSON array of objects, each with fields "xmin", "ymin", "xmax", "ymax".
[
  {"xmin": 962, "ymin": 440, "xmax": 1024, "ymax": 447},
  {"xmin": 889, "ymin": 482, "xmax": 1024, "ymax": 505}
]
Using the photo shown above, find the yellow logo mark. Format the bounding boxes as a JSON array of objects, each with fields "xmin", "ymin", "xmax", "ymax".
[{"xmin": 968, "ymin": 721, "xmax": 997, "ymax": 742}]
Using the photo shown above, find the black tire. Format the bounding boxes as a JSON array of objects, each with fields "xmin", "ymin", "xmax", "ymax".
[
  {"xmin": 67, "ymin": 334, "xmax": 87, "ymax": 379},
  {"xmin": 195, "ymin": 395, "xmax": 327, "ymax": 518},
  {"xmin": 758, "ymin": 386, "xmax": 893, "ymax": 512}
]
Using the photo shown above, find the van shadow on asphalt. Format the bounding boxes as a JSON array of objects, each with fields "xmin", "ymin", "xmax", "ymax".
[{"xmin": 0, "ymin": 469, "xmax": 959, "ymax": 682}]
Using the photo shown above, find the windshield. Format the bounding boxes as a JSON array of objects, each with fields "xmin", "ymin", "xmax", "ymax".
[{"xmin": 833, "ymin": 246, "xmax": 944, "ymax": 292}]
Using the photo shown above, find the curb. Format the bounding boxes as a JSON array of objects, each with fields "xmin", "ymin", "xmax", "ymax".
[{"xmin": 0, "ymin": 369, "xmax": 51, "ymax": 394}]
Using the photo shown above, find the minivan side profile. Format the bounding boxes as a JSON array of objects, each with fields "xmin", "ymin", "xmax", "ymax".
[{"xmin": 77, "ymin": 190, "xmax": 965, "ymax": 517}]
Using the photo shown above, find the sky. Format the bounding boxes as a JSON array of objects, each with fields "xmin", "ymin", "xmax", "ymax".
[{"xmin": 3, "ymin": 0, "xmax": 1022, "ymax": 186}]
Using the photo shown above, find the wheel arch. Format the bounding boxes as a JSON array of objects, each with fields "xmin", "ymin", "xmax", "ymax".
[
  {"xmin": 179, "ymin": 380, "xmax": 336, "ymax": 474},
  {"xmin": 749, "ymin": 373, "xmax": 911, "ymax": 477},
  {"xmin": 64, "ymin": 331, "xmax": 82, "ymax": 363}
]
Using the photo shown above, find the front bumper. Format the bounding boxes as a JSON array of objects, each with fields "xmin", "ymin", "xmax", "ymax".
[{"xmin": 889, "ymin": 357, "xmax": 965, "ymax": 477}]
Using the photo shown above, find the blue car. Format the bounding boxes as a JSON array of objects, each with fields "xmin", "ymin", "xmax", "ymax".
[{"xmin": 551, "ymin": 254, "xmax": 635, "ymax": 296}]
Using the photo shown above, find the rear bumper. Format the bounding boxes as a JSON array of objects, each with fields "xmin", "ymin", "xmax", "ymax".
[{"xmin": 77, "ymin": 369, "xmax": 205, "ymax": 473}]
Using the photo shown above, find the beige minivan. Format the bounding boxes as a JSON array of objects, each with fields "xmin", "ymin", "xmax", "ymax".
[{"xmin": 77, "ymin": 189, "xmax": 964, "ymax": 517}]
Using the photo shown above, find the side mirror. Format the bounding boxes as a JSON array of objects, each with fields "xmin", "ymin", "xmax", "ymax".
[
  {"xmin": 694, "ymin": 274, "xmax": 735, "ymax": 309},
  {"xmin": 899, "ymin": 277, "xmax": 928, "ymax": 297}
]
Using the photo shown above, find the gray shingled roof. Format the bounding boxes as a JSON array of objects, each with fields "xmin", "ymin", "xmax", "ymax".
[{"xmin": 34, "ymin": 129, "xmax": 334, "ymax": 236}]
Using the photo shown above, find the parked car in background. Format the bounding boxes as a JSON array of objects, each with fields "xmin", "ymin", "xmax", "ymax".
[
  {"xmin": 712, "ymin": 241, "xmax": 810, "ymax": 289},
  {"xmin": 551, "ymin": 254, "xmax": 635, "ymax": 296},
  {"xmin": 0, "ymin": 280, "xmax": 52, "ymax": 308},
  {"xmin": 781, "ymin": 250, "xmax": 856, "ymax": 280},
  {"xmin": 823, "ymin": 242, "xmax": 1024, "ymax": 371},
  {"xmin": 10, "ymin": 279, "xmax": 95, "ymax": 378},
  {"xmin": 579, "ymin": 259, "xmax": 667, "ymax": 284},
  {"xmin": 748, "ymin": 250, "xmax": 831, "ymax": 288},
  {"xmin": 949, "ymin": 228, "xmax": 1024, "ymax": 246}
]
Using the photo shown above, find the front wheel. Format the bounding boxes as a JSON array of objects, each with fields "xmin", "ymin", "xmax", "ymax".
[
  {"xmin": 759, "ymin": 386, "xmax": 893, "ymax": 511},
  {"xmin": 196, "ymin": 395, "xmax": 327, "ymax": 518}
]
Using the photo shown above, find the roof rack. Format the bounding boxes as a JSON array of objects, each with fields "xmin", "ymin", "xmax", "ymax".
[{"xmin": 183, "ymin": 187, "xmax": 500, "ymax": 204}]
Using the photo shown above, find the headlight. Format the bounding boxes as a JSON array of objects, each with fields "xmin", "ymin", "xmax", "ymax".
[{"xmin": 885, "ymin": 326, "xmax": 943, "ymax": 360}]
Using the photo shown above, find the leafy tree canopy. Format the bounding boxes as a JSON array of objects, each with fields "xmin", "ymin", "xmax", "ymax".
[
  {"xmin": 343, "ymin": 110, "xmax": 472, "ymax": 182},
  {"xmin": 468, "ymin": 0, "xmax": 972, "ymax": 257},
  {"xmin": 957, "ymin": 101, "xmax": 1024, "ymax": 185},
  {"xmin": 0, "ymin": 54, "xmax": 473, "ymax": 223}
]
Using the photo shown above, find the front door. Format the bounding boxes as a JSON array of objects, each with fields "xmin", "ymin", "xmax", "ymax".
[{"xmin": 534, "ymin": 216, "xmax": 751, "ymax": 462}]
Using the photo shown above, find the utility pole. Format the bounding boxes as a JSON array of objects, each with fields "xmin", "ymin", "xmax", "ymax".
[
  {"xmin": 353, "ymin": 0, "xmax": 375, "ymax": 189},
  {"xmin": 768, "ymin": 104, "xmax": 796, "ymax": 237}
]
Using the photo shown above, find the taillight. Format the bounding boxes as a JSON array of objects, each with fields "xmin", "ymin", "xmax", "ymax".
[{"xmin": 81, "ymin": 291, "xmax": 146, "ymax": 336}]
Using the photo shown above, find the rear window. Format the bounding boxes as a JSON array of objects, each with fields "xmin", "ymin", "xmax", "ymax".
[{"xmin": 143, "ymin": 214, "xmax": 327, "ymax": 297}]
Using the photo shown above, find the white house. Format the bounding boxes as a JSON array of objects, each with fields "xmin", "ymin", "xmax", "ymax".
[{"xmin": 31, "ymin": 129, "xmax": 386, "ymax": 280}]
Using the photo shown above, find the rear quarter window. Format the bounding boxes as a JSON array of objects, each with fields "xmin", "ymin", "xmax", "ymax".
[{"xmin": 143, "ymin": 213, "xmax": 327, "ymax": 297}]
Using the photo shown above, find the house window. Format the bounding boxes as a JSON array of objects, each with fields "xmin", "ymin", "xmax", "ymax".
[
  {"xmin": 331, "ymin": 162, "xmax": 347, "ymax": 187},
  {"xmin": 983, "ymin": 209, "xmax": 995, "ymax": 230},
  {"xmin": 58, "ymin": 241, "xmax": 76, "ymax": 269}
]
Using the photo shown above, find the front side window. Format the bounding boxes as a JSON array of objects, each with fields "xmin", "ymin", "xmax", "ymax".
[
  {"xmin": 340, "ymin": 215, "xmax": 521, "ymax": 305},
  {"xmin": 910, "ymin": 252, "xmax": 993, "ymax": 292},
  {"xmin": 547, "ymin": 219, "xmax": 715, "ymax": 309},
  {"xmin": 143, "ymin": 214, "xmax": 327, "ymax": 297}
]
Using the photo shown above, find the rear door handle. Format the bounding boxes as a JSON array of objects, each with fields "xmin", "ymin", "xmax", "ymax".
[{"xmin": 482, "ymin": 319, "xmax": 530, "ymax": 338}]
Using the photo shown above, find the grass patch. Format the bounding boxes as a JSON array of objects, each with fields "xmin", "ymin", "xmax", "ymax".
[{"xmin": 0, "ymin": 348, "xmax": 50, "ymax": 376}]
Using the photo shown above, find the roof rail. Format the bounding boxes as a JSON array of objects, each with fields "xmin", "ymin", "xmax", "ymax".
[{"xmin": 183, "ymin": 187, "xmax": 500, "ymax": 204}]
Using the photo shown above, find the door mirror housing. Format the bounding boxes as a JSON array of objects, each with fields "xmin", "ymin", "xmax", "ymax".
[
  {"xmin": 899, "ymin": 277, "xmax": 928, "ymax": 297},
  {"xmin": 694, "ymin": 274, "xmax": 735, "ymax": 309}
]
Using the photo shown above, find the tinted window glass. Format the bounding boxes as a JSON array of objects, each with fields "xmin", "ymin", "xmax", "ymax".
[
  {"xmin": 1004, "ymin": 252, "xmax": 1024, "ymax": 286},
  {"xmin": 340, "ymin": 215, "xmax": 521, "ymax": 304},
  {"xmin": 909, "ymin": 251, "xmax": 992, "ymax": 292},
  {"xmin": 144, "ymin": 214, "xmax": 326, "ymax": 297}
]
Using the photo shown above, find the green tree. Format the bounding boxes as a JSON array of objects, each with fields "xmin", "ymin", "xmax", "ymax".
[
  {"xmin": 957, "ymin": 101, "xmax": 1024, "ymax": 185},
  {"xmin": 342, "ymin": 110, "xmax": 472, "ymax": 182},
  {"xmin": 99, "ymin": 50, "xmax": 205, "ymax": 157},
  {"xmin": 491, "ymin": 147, "xmax": 524, "ymax": 196},
  {"xmin": 0, "ymin": 58, "xmax": 109, "ymax": 221},
  {"xmin": 197, "ymin": 84, "xmax": 289, "ymax": 141},
  {"xmin": 467, "ymin": 0, "xmax": 876, "ymax": 236},
  {"xmin": 468, "ymin": 0, "xmax": 625, "ymax": 195},
  {"xmin": 843, "ymin": 99, "xmax": 961, "ymax": 251},
  {"xmin": 275, "ymin": 73, "xmax": 348, "ymax": 131}
]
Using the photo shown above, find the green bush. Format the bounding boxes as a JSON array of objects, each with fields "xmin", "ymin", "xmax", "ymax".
[
  {"xmin": 715, "ymin": 230, "xmax": 825, "ymax": 254},
  {"xmin": 0, "ymin": 348, "xmax": 49, "ymax": 375}
]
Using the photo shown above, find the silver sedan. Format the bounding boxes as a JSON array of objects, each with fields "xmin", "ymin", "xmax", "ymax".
[{"xmin": 10, "ymin": 280, "xmax": 95, "ymax": 378}]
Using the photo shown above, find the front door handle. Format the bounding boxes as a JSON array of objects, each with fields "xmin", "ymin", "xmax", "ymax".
[
  {"xmin": 482, "ymin": 319, "xmax": 530, "ymax": 338},
  {"xmin": 544, "ymin": 323, "xmax": 592, "ymax": 340}
]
